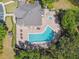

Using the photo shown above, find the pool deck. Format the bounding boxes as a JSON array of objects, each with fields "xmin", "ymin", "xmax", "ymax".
[{"xmin": 16, "ymin": 9, "xmax": 60, "ymax": 46}]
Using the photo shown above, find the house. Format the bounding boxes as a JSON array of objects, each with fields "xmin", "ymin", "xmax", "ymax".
[{"xmin": 14, "ymin": 0, "xmax": 60, "ymax": 49}]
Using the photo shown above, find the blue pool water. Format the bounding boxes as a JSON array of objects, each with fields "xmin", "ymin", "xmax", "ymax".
[
  {"xmin": 29, "ymin": 26, "xmax": 55, "ymax": 43},
  {"xmin": 48, "ymin": 16, "xmax": 52, "ymax": 20},
  {"xmin": 0, "ymin": 4, "xmax": 4, "ymax": 20}
]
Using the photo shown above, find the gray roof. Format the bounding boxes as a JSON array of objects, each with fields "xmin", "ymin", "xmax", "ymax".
[{"xmin": 15, "ymin": 1, "xmax": 44, "ymax": 26}]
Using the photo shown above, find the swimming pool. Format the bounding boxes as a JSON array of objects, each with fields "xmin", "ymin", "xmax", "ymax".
[
  {"xmin": 0, "ymin": 4, "xmax": 4, "ymax": 20},
  {"xmin": 28, "ymin": 26, "xmax": 55, "ymax": 43}
]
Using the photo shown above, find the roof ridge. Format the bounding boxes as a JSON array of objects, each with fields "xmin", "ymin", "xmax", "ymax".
[{"xmin": 22, "ymin": 3, "xmax": 40, "ymax": 19}]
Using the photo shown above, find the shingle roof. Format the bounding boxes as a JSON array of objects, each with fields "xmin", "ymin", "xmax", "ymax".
[{"xmin": 15, "ymin": 1, "xmax": 44, "ymax": 26}]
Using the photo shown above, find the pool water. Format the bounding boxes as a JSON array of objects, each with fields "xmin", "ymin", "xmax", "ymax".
[
  {"xmin": 48, "ymin": 16, "xmax": 52, "ymax": 20},
  {"xmin": 29, "ymin": 26, "xmax": 55, "ymax": 43}
]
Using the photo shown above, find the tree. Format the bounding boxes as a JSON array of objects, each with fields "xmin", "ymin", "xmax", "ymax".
[
  {"xmin": 74, "ymin": 9, "xmax": 79, "ymax": 25},
  {"xmin": 70, "ymin": 0, "xmax": 79, "ymax": 6},
  {"xmin": 61, "ymin": 10, "xmax": 77, "ymax": 36},
  {"xmin": 40, "ymin": 0, "xmax": 57, "ymax": 9},
  {"xmin": 15, "ymin": 49, "xmax": 40, "ymax": 59},
  {"xmin": 0, "ymin": 22, "xmax": 7, "ymax": 49},
  {"xmin": 0, "ymin": 23, "xmax": 6, "ymax": 39}
]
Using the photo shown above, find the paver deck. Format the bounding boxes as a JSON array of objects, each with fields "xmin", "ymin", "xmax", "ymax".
[{"xmin": 16, "ymin": 9, "xmax": 60, "ymax": 45}]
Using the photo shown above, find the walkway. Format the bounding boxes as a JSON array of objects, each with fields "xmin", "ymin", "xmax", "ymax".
[{"xmin": 5, "ymin": 14, "xmax": 16, "ymax": 23}]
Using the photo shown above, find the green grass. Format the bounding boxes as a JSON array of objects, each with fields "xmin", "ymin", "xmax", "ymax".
[
  {"xmin": 5, "ymin": 16, "xmax": 13, "ymax": 31},
  {"xmin": 53, "ymin": 0, "xmax": 78, "ymax": 9},
  {"xmin": 5, "ymin": 1, "xmax": 17, "ymax": 13},
  {"xmin": 0, "ymin": 0, "xmax": 2, "ymax": 2},
  {"xmin": 0, "ymin": 40, "xmax": 3, "ymax": 49},
  {"xmin": 5, "ymin": 16, "xmax": 16, "ymax": 48},
  {"xmin": 1, "ymin": 0, "xmax": 12, "ymax": 3},
  {"xmin": 11, "ymin": 16, "xmax": 16, "ymax": 48},
  {"xmin": 12, "ymin": 23, "xmax": 16, "ymax": 48}
]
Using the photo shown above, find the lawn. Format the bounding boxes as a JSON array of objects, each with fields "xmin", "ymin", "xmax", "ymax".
[
  {"xmin": 5, "ymin": 1, "xmax": 17, "ymax": 13},
  {"xmin": 0, "ymin": 34, "xmax": 15, "ymax": 59},
  {"xmin": 0, "ymin": 0, "xmax": 2, "ymax": 2},
  {"xmin": 0, "ymin": 16, "xmax": 15, "ymax": 59},
  {"xmin": 53, "ymin": 0, "xmax": 78, "ymax": 9},
  {"xmin": 5, "ymin": 16, "xmax": 13, "ymax": 31},
  {"xmin": 5, "ymin": 16, "xmax": 16, "ymax": 48},
  {"xmin": 1, "ymin": 0, "xmax": 12, "ymax": 3},
  {"xmin": 12, "ymin": 23, "xmax": 16, "ymax": 48}
]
